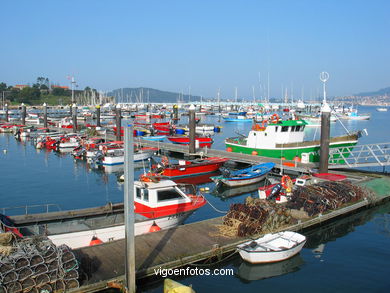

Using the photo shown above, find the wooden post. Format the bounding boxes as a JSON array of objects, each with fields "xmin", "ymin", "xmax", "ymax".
[
  {"xmin": 189, "ymin": 104, "xmax": 196, "ymax": 154},
  {"xmin": 72, "ymin": 103, "xmax": 77, "ymax": 132},
  {"xmin": 21, "ymin": 103, "xmax": 26, "ymax": 125},
  {"xmin": 96, "ymin": 105, "xmax": 101, "ymax": 127},
  {"xmin": 116, "ymin": 105, "xmax": 122, "ymax": 141},
  {"xmin": 124, "ymin": 127, "xmax": 136, "ymax": 293},
  {"xmin": 43, "ymin": 103, "xmax": 48, "ymax": 128}
]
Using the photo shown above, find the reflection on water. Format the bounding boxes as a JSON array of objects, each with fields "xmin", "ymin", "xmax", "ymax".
[
  {"xmin": 304, "ymin": 202, "xmax": 390, "ymax": 249},
  {"xmin": 236, "ymin": 254, "xmax": 305, "ymax": 282},
  {"xmin": 212, "ymin": 182, "xmax": 262, "ymax": 200}
]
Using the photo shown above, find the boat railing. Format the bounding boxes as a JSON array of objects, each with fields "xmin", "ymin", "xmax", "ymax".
[{"xmin": 1, "ymin": 204, "xmax": 62, "ymax": 216}]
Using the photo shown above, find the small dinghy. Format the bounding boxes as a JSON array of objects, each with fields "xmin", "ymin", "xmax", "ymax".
[
  {"xmin": 211, "ymin": 162, "xmax": 275, "ymax": 187},
  {"xmin": 237, "ymin": 231, "xmax": 306, "ymax": 264}
]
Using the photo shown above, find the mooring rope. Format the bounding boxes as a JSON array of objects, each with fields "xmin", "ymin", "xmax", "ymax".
[{"xmin": 207, "ymin": 200, "xmax": 227, "ymax": 214}]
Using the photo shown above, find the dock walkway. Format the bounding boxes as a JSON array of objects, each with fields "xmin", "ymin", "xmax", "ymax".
[{"xmin": 71, "ymin": 174, "xmax": 390, "ymax": 293}]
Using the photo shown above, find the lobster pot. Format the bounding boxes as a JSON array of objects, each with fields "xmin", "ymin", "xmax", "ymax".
[
  {"xmin": 5, "ymin": 281, "xmax": 22, "ymax": 293},
  {"xmin": 0, "ymin": 236, "xmax": 80, "ymax": 291}
]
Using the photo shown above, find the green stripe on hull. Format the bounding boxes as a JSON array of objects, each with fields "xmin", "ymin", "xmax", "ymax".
[{"xmin": 225, "ymin": 141, "xmax": 357, "ymax": 163}]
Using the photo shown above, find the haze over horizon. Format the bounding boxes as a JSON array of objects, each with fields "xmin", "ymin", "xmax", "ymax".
[{"xmin": 1, "ymin": 0, "xmax": 389, "ymax": 99}]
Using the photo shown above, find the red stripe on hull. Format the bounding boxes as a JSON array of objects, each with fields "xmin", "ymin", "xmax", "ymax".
[{"xmin": 134, "ymin": 196, "xmax": 206, "ymax": 218}]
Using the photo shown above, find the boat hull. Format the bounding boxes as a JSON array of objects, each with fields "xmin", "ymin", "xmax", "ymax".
[
  {"xmin": 161, "ymin": 158, "xmax": 229, "ymax": 178},
  {"xmin": 237, "ymin": 232, "xmax": 306, "ymax": 264},
  {"xmin": 46, "ymin": 211, "xmax": 194, "ymax": 249},
  {"xmin": 218, "ymin": 174, "xmax": 267, "ymax": 187},
  {"xmin": 225, "ymin": 138, "xmax": 358, "ymax": 163},
  {"xmin": 100, "ymin": 151, "xmax": 154, "ymax": 165}
]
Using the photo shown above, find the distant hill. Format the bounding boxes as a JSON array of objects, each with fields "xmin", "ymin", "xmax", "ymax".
[
  {"xmin": 108, "ymin": 87, "xmax": 203, "ymax": 103},
  {"xmin": 356, "ymin": 87, "xmax": 390, "ymax": 97}
]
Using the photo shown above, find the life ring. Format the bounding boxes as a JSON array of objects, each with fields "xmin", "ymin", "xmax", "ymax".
[
  {"xmin": 281, "ymin": 175, "xmax": 293, "ymax": 189},
  {"xmin": 270, "ymin": 113, "xmax": 280, "ymax": 123},
  {"xmin": 252, "ymin": 120, "xmax": 267, "ymax": 131}
]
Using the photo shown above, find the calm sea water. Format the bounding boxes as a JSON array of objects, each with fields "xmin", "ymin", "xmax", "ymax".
[{"xmin": 0, "ymin": 105, "xmax": 389, "ymax": 292}]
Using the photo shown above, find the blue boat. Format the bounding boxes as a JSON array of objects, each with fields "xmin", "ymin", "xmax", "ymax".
[
  {"xmin": 223, "ymin": 116, "xmax": 253, "ymax": 122},
  {"xmin": 140, "ymin": 135, "xmax": 166, "ymax": 142},
  {"xmin": 210, "ymin": 162, "xmax": 275, "ymax": 187}
]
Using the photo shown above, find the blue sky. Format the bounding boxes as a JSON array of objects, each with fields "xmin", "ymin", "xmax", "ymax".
[{"xmin": 1, "ymin": 0, "xmax": 389, "ymax": 99}]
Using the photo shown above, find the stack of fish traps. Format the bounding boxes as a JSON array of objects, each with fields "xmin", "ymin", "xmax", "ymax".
[
  {"xmin": 285, "ymin": 181, "xmax": 368, "ymax": 217},
  {"xmin": 219, "ymin": 181, "xmax": 371, "ymax": 238},
  {"xmin": 222, "ymin": 199, "xmax": 292, "ymax": 238},
  {"xmin": 0, "ymin": 234, "xmax": 79, "ymax": 293}
]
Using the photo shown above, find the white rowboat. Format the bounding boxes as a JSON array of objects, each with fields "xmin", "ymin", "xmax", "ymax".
[{"xmin": 237, "ymin": 231, "xmax": 306, "ymax": 264}]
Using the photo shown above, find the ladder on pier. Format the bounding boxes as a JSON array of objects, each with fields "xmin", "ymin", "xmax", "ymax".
[{"xmin": 328, "ymin": 142, "xmax": 390, "ymax": 169}]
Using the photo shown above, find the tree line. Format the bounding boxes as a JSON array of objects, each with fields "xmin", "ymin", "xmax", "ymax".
[{"xmin": 0, "ymin": 77, "xmax": 96, "ymax": 105}]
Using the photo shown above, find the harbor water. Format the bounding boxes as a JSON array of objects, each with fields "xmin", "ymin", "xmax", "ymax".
[{"xmin": 0, "ymin": 105, "xmax": 389, "ymax": 292}]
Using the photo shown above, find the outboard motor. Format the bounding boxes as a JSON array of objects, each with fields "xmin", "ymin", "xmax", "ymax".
[
  {"xmin": 220, "ymin": 167, "xmax": 231, "ymax": 178},
  {"xmin": 267, "ymin": 183, "xmax": 282, "ymax": 201}
]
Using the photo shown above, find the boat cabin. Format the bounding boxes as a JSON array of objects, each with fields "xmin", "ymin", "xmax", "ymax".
[
  {"xmin": 134, "ymin": 179, "xmax": 195, "ymax": 218},
  {"xmin": 247, "ymin": 120, "xmax": 307, "ymax": 148}
]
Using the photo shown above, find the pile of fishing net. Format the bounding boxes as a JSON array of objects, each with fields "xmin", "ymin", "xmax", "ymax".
[
  {"xmin": 0, "ymin": 234, "xmax": 79, "ymax": 293},
  {"xmin": 218, "ymin": 198, "xmax": 293, "ymax": 238},
  {"xmin": 285, "ymin": 181, "xmax": 371, "ymax": 217}
]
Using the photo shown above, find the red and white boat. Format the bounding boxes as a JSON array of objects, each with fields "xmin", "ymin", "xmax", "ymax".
[
  {"xmin": 167, "ymin": 136, "xmax": 214, "ymax": 148},
  {"xmin": 7, "ymin": 178, "xmax": 207, "ymax": 249},
  {"xmin": 152, "ymin": 156, "xmax": 229, "ymax": 179}
]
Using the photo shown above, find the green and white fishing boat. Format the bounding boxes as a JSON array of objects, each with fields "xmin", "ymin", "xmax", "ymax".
[{"xmin": 225, "ymin": 118, "xmax": 359, "ymax": 163}]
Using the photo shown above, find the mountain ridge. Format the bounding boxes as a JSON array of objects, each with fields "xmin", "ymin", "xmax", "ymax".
[{"xmin": 109, "ymin": 87, "xmax": 204, "ymax": 103}]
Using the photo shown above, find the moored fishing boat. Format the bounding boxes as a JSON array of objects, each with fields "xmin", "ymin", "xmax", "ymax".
[
  {"xmin": 167, "ymin": 136, "xmax": 214, "ymax": 148},
  {"xmin": 210, "ymin": 162, "xmax": 275, "ymax": 187},
  {"xmin": 151, "ymin": 156, "xmax": 229, "ymax": 178},
  {"xmin": 376, "ymin": 107, "xmax": 388, "ymax": 112},
  {"xmin": 4, "ymin": 178, "xmax": 207, "ymax": 249},
  {"xmin": 97, "ymin": 147, "xmax": 156, "ymax": 165},
  {"xmin": 225, "ymin": 115, "xmax": 359, "ymax": 163},
  {"xmin": 140, "ymin": 135, "xmax": 166, "ymax": 142},
  {"xmin": 223, "ymin": 115, "xmax": 253, "ymax": 122},
  {"xmin": 237, "ymin": 231, "xmax": 306, "ymax": 264}
]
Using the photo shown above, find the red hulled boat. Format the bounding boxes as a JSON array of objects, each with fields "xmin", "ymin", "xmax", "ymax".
[
  {"xmin": 167, "ymin": 136, "xmax": 214, "ymax": 148},
  {"xmin": 152, "ymin": 156, "xmax": 229, "ymax": 179}
]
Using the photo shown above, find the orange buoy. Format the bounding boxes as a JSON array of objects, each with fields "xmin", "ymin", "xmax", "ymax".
[
  {"xmin": 251, "ymin": 150, "xmax": 258, "ymax": 156},
  {"xmin": 281, "ymin": 156, "xmax": 286, "ymax": 160},
  {"xmin": 294, "ymin": 156, "xmax": 301, "ymax": 162},
  {"xmin": 226, "ymin": 147, "xmax": 233, "ymax": 152},
  {"xmin": 149, "ymin": 221, "xmax": 161, "ymax": 232},
  {"xmin": 89, "ymin": 236, "xmax": 103, "ymax": 246}
]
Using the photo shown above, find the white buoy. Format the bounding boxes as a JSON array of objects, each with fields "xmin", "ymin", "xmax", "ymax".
[{"xmin": 3, "ymin": 149, "xmax": 7, "ymax": 154}]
